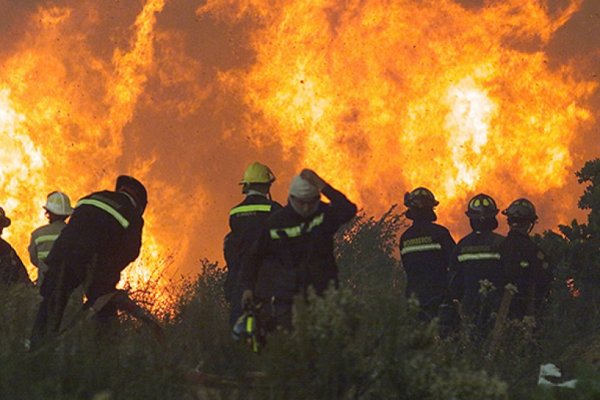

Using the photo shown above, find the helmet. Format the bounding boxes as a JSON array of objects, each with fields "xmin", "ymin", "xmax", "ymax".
[
  {"xmin": 44, "ymin": 191, "xmax": 73, "ymax": 216},
  {"xmin": 465, "ymin": 193, "xmax": 499, "ymax": 219},
  {"xmin": 0, "ymin": 207, "xmax": 10, "ymax": 228},
  {"xmin": 404, "ymin": 187, "xmax": 439, "ymax": 209},
  {"xmin": 116, "ymin": 175, "xmax": 148, "ymax": 213},
  {"xmin": 502, "ymin": 198, "xmax": 538, "ymax": 222},
  {"xmin": 240, "ymin": 162, "xmax": 275, "ymax": 185},
  {"xmin": 232, "ymin": 310, "xmax": 265, "ymax": 353}
]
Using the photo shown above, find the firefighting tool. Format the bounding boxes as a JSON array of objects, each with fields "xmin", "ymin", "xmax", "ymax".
[
  {"xmin": 31, "ymin": 290, "xmax": 165, "ymax": 353},
  {"xmin": 487, "ymin": 283, "xmax": 517, "ymax": 356},
  {"xmin": 232, "ymin": 306, "xmax": 266, "ymax": 353}
]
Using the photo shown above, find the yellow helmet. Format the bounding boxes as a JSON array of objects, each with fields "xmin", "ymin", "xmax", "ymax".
[{"xmin": 240, "ymin": 162, "xmax": 275, "ymax": 185}]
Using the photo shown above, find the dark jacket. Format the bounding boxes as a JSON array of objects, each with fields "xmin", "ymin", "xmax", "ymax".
[
  {"xmin": 499, "ymin": 230, "xmax": 553, "ymax": 319},
  {"xmin": 224, "ymin": 194, "xmax": 282, "ymax": 301},
  {"xmin": 0, "ymin": 238, "xmax": 31, "ymax": 286},
  {"xmin": 241, "ymin": 185, "xmax": 357, "ymax": 301},
  {"xmin": 449, "ymin": 230, "xmax": 505, "ymax": 319},
  {"xmin": 400, "ymin": 221, "xmax": 456, "ymax": 304},
  {"xmin": 41, "ymin": 190, "xmax": 143, "ymax": 302}
]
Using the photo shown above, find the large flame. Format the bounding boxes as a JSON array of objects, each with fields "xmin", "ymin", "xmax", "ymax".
[
  {"xmin": 0, "ymin": 0, "xmax": 189, "ymax": 303},
  {"xmin": 0, "ymin": 0, "xmax": 598, "ymax": 306},
  {"xmin": 199, "ymin": 0, "xmax": 597, "ymax": 229}
]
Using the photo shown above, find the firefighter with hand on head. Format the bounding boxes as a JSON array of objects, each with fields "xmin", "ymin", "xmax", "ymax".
[
  {"xmin": 499, "ymin": 198, "xmax": 553, "ymax": 321},
  {"xmin": 224, "ymin": 162, "xmax": 282, "ymax": 327},
  {"xmin": 400, "ymin": 187, "xmax": 456, "ymax": 322},
  {"xmin": 30, "ymin": 175, "xmax": 147, "ymax": 348},
  {"xmin": 239, "ymin": 169, "xmax": 357, "ymax": 332},
  {"xmin": 28, "ymin": 191, "xmax": 73, "ymax": 289},
  {"xmin": 0, "ymin": 207, "xmax": 32, "ymax": 286},
  {"xmin": 448, "ymin": 193, "xmax": 505, "ymax": 340}
]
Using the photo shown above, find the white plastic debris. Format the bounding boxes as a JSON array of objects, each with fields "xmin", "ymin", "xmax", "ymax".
[{"xmin": 538, "ymin": 363, "xmax": 578, "ymax": 389}]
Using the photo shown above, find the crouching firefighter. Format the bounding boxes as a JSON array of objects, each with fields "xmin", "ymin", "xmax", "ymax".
[
  {"xmin": 400, "ymin": 187, "xmax": 456, "ymax": 322},
  {"xmin": 30, "ymin": 175, "xmax": 147, "ymax": 349},
  {"xmin": 224, "ymin": 162, "xmax": 282, "ymax": 327},
  {"xmin": 238, "ymin": 169, "xmax": 357, "ymax": 335}
]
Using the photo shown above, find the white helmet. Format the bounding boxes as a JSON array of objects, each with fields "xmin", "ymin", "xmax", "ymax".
[{"xmin": 44, "ymin": 191, "xmax": 73, "ymax": 216}]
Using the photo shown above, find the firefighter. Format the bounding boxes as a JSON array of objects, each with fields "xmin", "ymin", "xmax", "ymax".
[
  {"xmin": 500, "ymin": 198, "xmax": 553, "ymax": 320},
  {"xmin": 448, "ymin": 193, "xmax": 505, "ymax": 340},
  {"xmin": 30, "ymin": 175, "xmax": 146, "ymax": 348},
  {"xmin": 28, "ymin": 191, "xmax": 73, "ymax": 289},
  {"xmin": 224, "ymin": 162, "xmax": 282, "ymax": 327},
  {"xmin": 0, "ymin": 207, "xmax": 32, "ymax": 286},
  {"xmin": 399, "ymin": 187, "xmax": 456, "ymax": 322},
  {"xmin": 239, "ymin": 169, "xmax": 357, "ymax": 331}
]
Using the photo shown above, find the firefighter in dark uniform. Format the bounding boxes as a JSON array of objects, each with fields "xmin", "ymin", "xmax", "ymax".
[
  {"xmin": 0, "ymin": 207, "xmax": 32, "ymax": 286},
  {"xmin": 30, "ymin": 175, "xmax": 147, "ymax": 348},
  {"xmin": 399, "ymin": 187, "xmax": 455, "ymax": 322},
  {"xmin": 448, "ymin": 193, "xmax": 505, "ymax": 340},
  {"xmin": 239, "ymin": 169, "xmax": 357, "ymax": 331},
  {"xmin": 500, "ymin": 198, "xmax": 553, "ymax": 320},
  {"xmin": 224, "ymin": 162, "xmax": 282, "ymax": 327}
]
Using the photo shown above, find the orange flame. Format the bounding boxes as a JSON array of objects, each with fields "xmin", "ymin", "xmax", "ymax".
[
  {"xmin": 199, "ymin": 0, "xmax": 597, "ymax": 231},
  {"xmin": 0, "ymin": 0, "xmax": 181, "ymax": 303},
  {"xmin": 0, "ymin": 1, "xmax": 598, "ymax": 307}
]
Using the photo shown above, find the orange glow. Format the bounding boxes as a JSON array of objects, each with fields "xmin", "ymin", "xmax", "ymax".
[
  {"xmin": 0, "ymin": 0, "xmax": 177, "ymax": 305},
  {"xmin": 0, "ymin": 0, "xmax": 599, "ymax": 309},
  {"xmin": 199, "ymin": 0, "xmax": 596, "ymax": 230},
  {"xmin": 566, "ymin": 278, "xmax": 581, "ymax": 298}
]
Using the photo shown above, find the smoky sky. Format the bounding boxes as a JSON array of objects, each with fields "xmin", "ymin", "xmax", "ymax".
[{"xmin": 1, "ymin": 0, "xmax": 599, "ymax": 273}]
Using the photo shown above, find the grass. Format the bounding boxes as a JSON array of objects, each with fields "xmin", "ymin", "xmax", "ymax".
[{"xmin": 2, "ymin": 208, "xmax": 600, "ymax": 399}]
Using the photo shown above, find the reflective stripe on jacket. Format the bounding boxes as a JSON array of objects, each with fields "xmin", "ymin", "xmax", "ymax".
[
  {"xmin": 77, "ymin": 196, "xmax": 130, "ymax": 228},
  {"xmin": 241, "ymin": 185, "xmax": 357, "ymax": 301},
  {"xmin": 29, "ymin": 220, "xmax": 68, "ymax": 287},
  {"xmin": 448, "ymin": 230, "xmax": 505, "ymax": 317},
  {"xmin": 41, "ymin": 190, "xmax": 143, "ymax": 302},
  {"xmin": 399, "ymin": 221, "xmax": 456, "ymax": 304}
]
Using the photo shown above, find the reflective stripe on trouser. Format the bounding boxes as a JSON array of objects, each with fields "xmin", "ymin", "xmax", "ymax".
[
  {"xmin": 457, "ymin": 252, "xmax": 501, "ymax": 262},
  {"xmin": 401, "ymin": 243, "xmax": 442, "ymax": 255}
]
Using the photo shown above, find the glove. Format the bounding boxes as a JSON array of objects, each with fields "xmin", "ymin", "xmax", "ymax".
[{"xmin": 300, "ymin": 169, "xmax": 327, "ymax": 192}]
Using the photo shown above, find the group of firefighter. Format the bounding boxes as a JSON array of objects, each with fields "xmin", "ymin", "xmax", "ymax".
[
  {"xmin": 400, "ymin": 189, "xmax": 553, "ymax": 340},
  {"xmin": 0, "ymin": 162, "xmax": 552, "ymax": 350},
  {"xmin": 225, "ymin": 162, "xmax": 553, "ymax": 346}
]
